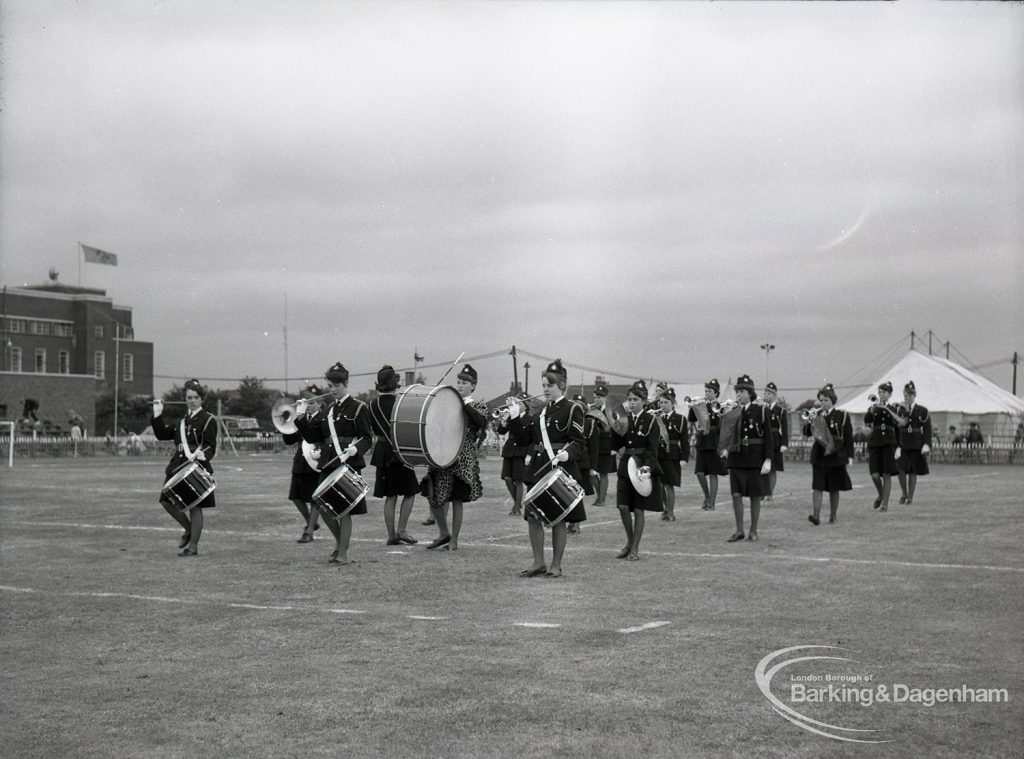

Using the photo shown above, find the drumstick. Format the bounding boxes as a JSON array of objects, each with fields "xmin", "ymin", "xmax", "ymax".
[{"xmin": 433, "ymin": 352, "xmax": 466, "ymax": 387}]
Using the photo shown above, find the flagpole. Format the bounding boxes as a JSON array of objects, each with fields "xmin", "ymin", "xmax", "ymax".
[{"xmin": 78, "ymin": 242, "xmax": 82, "ymax": 286}]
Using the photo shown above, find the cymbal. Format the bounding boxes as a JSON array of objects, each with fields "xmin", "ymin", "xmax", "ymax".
[
  {"xmin": 605, "ymin": 396, "xmax": 629, "ymax": 435},
  {"xmin": 627, "ymin": 455, "xmax": 652, "ymax": 497}
]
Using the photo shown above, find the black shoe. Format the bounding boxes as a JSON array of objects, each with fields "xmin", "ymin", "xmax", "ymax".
[
  {"xmin": 426, "ymin": 535, "xmax": 450, "ymax": 550},
  {"xmin": 386, "ymin": 537, "xmax": 402, "ymax": 545},
  {"xmin": 422, "ymin": 517, "xmax": 435, "ymax": 526},
  {"xmin": 899, "ymin": 495, "xmax": 908, "ymax": 504},
  {"xmin": 873, "ymin": 498, "xmax": 882, "ymax": 510},
  {"xmin": 178, "ymin": 532, "xmax": 191, "ymax": 549},
  {"xmin": 397, "ymin": 534, "xmax": 418, "ymax": 545},
  {"xmin": 726, "ymin": 532, "xmax": 745, "ymax": 542},
  {"xmin": 297, "ymin": 532, "xmax": 313, "ymax": 544},
  {"xmin": 808, "ymin": 514, "xmax": 820, "ymax": 526},
  {"xmin": 178, "ymin": 547, "xmax": 198, "ymax": 557}
]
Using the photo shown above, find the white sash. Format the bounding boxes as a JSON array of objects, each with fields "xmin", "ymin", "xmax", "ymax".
[
  {"xmin": 328, "ymin": 404, "xmax": 344, "ymax": 465},
  {"xmin": 179, "ymin": 417, "xmax": 197, "ymax": 461},
  {"xmin": 539, "ymin": 405, "xmax": 557, "ymax": 465}
]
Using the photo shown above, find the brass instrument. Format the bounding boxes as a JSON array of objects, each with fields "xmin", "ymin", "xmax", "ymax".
[
  {"xmin": 686, "ymin": 397, "xmax": 711, "ymax": 434},
  {"xmin": 489, "ymin": 394, "xmax": 545, "ymax": 420},
  {"xmin": 802, "ymin": 405, "xmax": 836, "ymax": 455},
  {"xmin": 711, "ymin": 399, "xmax": 738, "ymax": 415},
  {"xmin": 271, "ymin": 392, "xmax": 333, "ymax": 434},
  {"xmin": 801, "ymin": 405, "xmax": 826, "ymax": 422}
]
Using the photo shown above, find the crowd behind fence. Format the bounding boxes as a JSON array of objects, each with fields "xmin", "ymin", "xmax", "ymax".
[{"xmin": 2, "ymin": 432, "xmax": 1023, "ymax": 466}]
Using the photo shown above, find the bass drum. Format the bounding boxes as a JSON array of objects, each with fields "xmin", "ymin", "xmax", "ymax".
[{"xmin": 390, "ymin": 384, "xmax": 466, "ymax": 468}]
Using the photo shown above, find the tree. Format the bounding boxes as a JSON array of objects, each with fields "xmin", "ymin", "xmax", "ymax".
[{"xmin": 225, "ymin": 376, "xmax": 276, "ymax": 430}]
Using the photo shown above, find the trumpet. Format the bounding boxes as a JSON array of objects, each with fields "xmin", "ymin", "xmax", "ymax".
[
  {"xmin": 868, "ymin": 394, "xmax": 879, "ymax": 404},
  {"xmin": 711, "ymin": 400, "xmax": 738, "ymax": 414},
  {"xmin": 489, "ymin": 394, "xmax": 545, "ymax": 420},
  {"xmin": 801, "ymin": 405, "xmax": 826, "ymax": 421}
]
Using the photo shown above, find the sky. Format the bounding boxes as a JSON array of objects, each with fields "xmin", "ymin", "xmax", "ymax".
[{"xmin": 1, "ymin": 0, "xmax": 1021, "ymax": 406}]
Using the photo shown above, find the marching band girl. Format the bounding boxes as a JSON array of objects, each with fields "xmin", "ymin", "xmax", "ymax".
[
  {"xmin": 657, "ymin": 387, "xmax": 689, "ymax": 522},
  {"xmin": 368, "ymin": 365, "xmax": 419, "ymax": 546},
  {"xmin": 590, "ymin": 384, "xmax": 616, "ymax": 507},
  {"xmin": 423, "ymin": 364, "xmax": 487, "ymax": 551},
  {"xmin": 762, "ymin": 382, "xmax": 788, "ymax": 500},
  {"xmin": 151, "ymin": 379, "xmax": 218, "ymax": 556},
  {"xmin": 864, "ymin": 380, "xmax": 903, "ymax": 511},
  {"xmin": 690, "ymin": 379, "xmax": 728, "ymax": 510},
  {"xmin": 897, "ymin": 380, "xmax": 931, "ymax": 505},
  {"xmin": 721, "ymin": 375, "xmax": 773, "ymax": 542},
  {"xmin": 804, "ymin": 383, "xmax": 854, "ymax": 526},
  {"xmin": 506, "ymin": 360, "xmax": 587, "ymax": 577},
  {"xmin": 295, "ymin": 362, "xmax": 373, "ymax": 565},
  {"xmin": 281, "ymin": 384, "xmax": 323, "ymax": 543},
  {"xmin": 496, "ymin": 394, "xmax": 531, "ymax": 517},
  {"xmin": 611, "ymin": 380, "xmax": 663, "ymax": 560}
]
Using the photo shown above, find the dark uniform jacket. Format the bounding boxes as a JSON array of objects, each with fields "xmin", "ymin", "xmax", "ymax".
[
  {"xmin": 899, "ymin": 404, "xmax": 932, "ymax": 452},
  {"xmin": 296, "ymin": 395, "xmax": 372, "ymax": 474},
  {"xmin": 612, "ymin": 410, "xmax": 663, "ymax": 477},
  {"xmin": 864, "ymin": 403, "xmax": 904, "ymax": 447},
  {"xmin": 725, "ymin": 403, "xmax": 774, "ymax": 470},
  {"xmin": 152, "ymin": 408, "xmax": 218, "ymax": 479},
  {"xmin": 689, "ymin": 402, "xmax": 724, "ymax": 452},
  {"xmin": 368, "ymin": 393, "xmax": 406, "ymax": 469},
  {"xmin": 508, "ymin": 397, "xmax": 587, "ymax": 484},
  {"xmin": 766, "ymin": 401, "xmax": 789, "ymax": 451},
  {"xmin": 660, "ymin": 411, "xmax": 690, "ymax": 462},
  {"xmin": 805, "ymin": 409, "xmax": 854, "ymax": 468},
  {"xmin": 497, "ymin": 414, "xmax": 531, "ymax": 459}
]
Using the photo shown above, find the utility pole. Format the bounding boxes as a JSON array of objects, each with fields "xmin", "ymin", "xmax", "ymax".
[
  {"xmin": 1013, "ymin": 351, "xmax": 1019, "ymax": 396},
  {"xmin": 760, "ymin": 342, "xmax": 775, "ymax": 386},
  {"xmin": 510, "ymin": 345, "xmax": 520, "ymax": 394},
  {"xmin": 523, "ymin": 362, "xmax": 531, "ymax": 394}
]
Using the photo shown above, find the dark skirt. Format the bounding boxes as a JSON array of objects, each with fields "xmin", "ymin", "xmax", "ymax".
[
  {"xmin": 812, "ymin": 465, "xmax": 852, "ymax": 493},
  {"xmin": 729, "ymin": 468, "xmax": 765, "ymax": 498},
  {"xmin": 660, "ymin": 458, "xmax": 682, "ymax": 487},
  {"xmin": 577, "ymin": 467, "xmax": 596, "ymax": 496},
  {"xmin": 288, "ymin": 472, "xmax": 320, "ymax": 503},
  {"xmin": 695, "ymin": 449, "xmax": 727, "ymax": 476},
  {"xmin": 596, "ymin": 452, "xmax": 617, "ymax": 474},
  {"xmin": 373, "ymin": 461, "xmax": 419, "ymax": 498},
  {"xmin": 616, "ymin": 475, "xmax": 664, "ymax": 512},
  {"xmin": 868, "ymin": 446, "xmax": 899, "ymax": 476},
  {"xmin": 501, "ymin": 456, "xmax": 528, "ymax": 482},
  {"xmin": 898, "ymin": 450, "xmax": 930, "ymax": 476},
  {"xmin": 770, "ymin": 447, "xmax": 785, "ymax": 472}
]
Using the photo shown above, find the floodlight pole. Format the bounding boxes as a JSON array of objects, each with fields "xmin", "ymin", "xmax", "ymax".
[{"xmin": 760, "ymin": 342, "xmax": 775, "ymax": 386}]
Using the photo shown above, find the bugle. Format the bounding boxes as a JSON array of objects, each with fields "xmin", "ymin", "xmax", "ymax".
[
  {"xmin": 271, "ymin": 392, "xmax": 333, "ymax": 434},
  {"xmin": 490, "ymin": 394, "xmax": 545, "ymax": 420}
]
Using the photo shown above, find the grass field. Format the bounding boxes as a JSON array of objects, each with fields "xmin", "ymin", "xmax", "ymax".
[{"xmin": 2, "ymin": 454, "xmax": 1022, "ymax": 758}]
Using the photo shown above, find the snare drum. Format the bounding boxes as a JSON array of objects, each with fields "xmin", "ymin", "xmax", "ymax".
[
  {"xmin": 312, "ymin": 465, "xmax": 369, "ymax": 519},
  {"xmin": 390, "ymin": 384, "xmax": 466, "ymax": 468},
  {"xmin": 162, "ymin": 462, "xmax": 216, "ymax": 512},
  {"xmin": 523, "ymin": 468, "xmax": 584, "ymax": 527}
]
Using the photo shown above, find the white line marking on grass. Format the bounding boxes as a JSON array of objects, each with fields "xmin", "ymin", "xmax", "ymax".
[
  {"xmin": 619, "ymin": 621, "xmax": 671, "ymax": 634},
  {"xmin": 0, "ymin": 585, "xmax": 37, "ymax": 593},
  {"xmin": 515, "ymin": 622, "xmax": 561, "ymax": 628},
  {"xmin": 408, "ymin": 615, "xmax": 447, "ymax": 620},
  {"xmin": 328, "ymin": 609, "xmax": 367, "ymax": 615},
  {"xmin": 228, "ymin": 603, "xmax": 295, "ymax": 611},
  {"xmin": 70, "ymin": 591, "xmax": 199, "ymax": 605}
]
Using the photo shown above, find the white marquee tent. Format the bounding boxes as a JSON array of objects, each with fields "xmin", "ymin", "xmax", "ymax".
[{"xmin": 838, "ymin": 350, "xmax": 1024, "ymax": 443}]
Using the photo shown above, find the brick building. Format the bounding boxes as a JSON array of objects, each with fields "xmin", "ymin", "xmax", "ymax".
[{"xmin": 0, "ymin": 277, "xmax": 154, "ymax": 435}]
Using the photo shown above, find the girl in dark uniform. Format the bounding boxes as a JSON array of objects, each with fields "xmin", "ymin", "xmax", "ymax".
[
  {"xmin": 590, "ymin": 384, "xmax": 616, "ymax": 506},
  {"xmin": 612, "ymin": 380, "xmax": 663, "ymax": 560},
  {"xmin": 897, "ymin": 380, "xmax": 931, "ymax": 505},
  {"xmin": 295, "ymin": 362, "xmax": 373, "ymax": 565},
  {"xmin": 495, "ymin": 395, "xmax": 531, "ymax": 517},
  {"xmin": 863, "ymin": 380, "xmax": 903, "ymax": 512},
  {"xmin": 804, "ymin": 384, "xmax": 855, "ymax": 526},
  {"xmin": 282, "ymin": 384, "xmax": 324, "ymax": 543},
  {"xmin": 657, "ymin": 388, "xmax": 689, "ymax": 522},
  {"xmin": 689, "ymin": 379, "xmax": 728, "ymax": 510},
  {"xmin": 151, "ymin": 379, "xmax": 218, "ymax": 557},
  {"xmin": 424, "ymin": 364, "xmax": 487, "ymax": 551},
  {"xmin": 762, "ymin": 382, "xmax": 788, "ymax": 500},
  {"xmin": 721, "ymin": 375, "xmax": 773, "ymax": 542},
  {"xmin": 506, "ymin": 359, "xmax": 587, "ymax": 577},
  {"xmin": 368, "ymin": 365, "xmax": 419, "ymax": 546}
]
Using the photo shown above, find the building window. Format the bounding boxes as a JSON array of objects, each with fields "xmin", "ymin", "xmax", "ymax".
[
  {"xmin": 54, "ymin": 323, "xmax": 75, "ymax": 338},
  {"xmin": 121, "ymin": 326, "xmax": 134, "ymax": 340},
  {"xmin": 31, "ymin": 321, "xmax": 51, "ymax": 336},
  {"xmin": 94, "ymin": 351, "xmax": 105, "ymax": 379},
  {"xmin": 9, "ymin": 346, "xmax": 22, "ymax": 372},
  {"xmin": 59, "ymin": 350, "xmax": 70, "ymax": 374},
  {"xmin": 94, "ymin": 325, "xmax": 104, "ymax": 338},
  {"xmin": 123, "ymin": 353, "xmax": 134, "ymax": 381},
  {"xmin": 35, "ymin": 348, "xmax": 46, "ymax": 373},
  {"xmin": 7, "ymin": 318, "xmax": 26, "ymax": 333}
]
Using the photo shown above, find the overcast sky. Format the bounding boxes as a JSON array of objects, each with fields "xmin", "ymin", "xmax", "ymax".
[{"xmin": 1, "ymin": 1, "xmax": 1021, "ymax": 404}]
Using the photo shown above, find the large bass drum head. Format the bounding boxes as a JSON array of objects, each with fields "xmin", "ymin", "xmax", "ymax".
[{"xmin": 424, "ymin": 386, "xmax": 466, "ymax": 468}]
